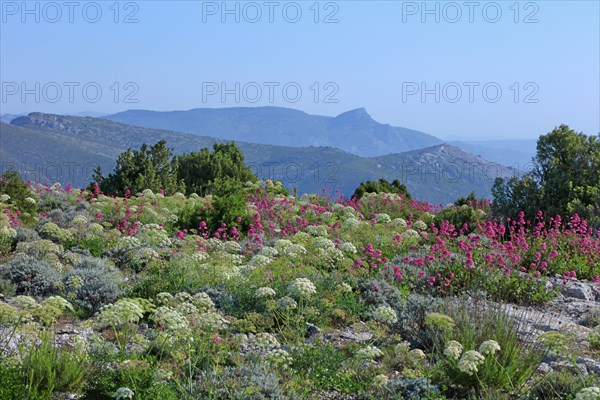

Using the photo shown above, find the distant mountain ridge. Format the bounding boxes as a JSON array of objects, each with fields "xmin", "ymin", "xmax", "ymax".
[
  {"xmin": 104, "ymin": 106, "xmax": 444, "ymax": 157},
  {"xmin": 2, "ymin": 113, "xmax": 517, "ymax": 203}
]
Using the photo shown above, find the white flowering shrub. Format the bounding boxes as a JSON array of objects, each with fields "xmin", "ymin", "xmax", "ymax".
[
  {"xmin": 8, "ymin": 295, "xmax": 39, "ymax": 310},
  {"xmin": 224, "ymin": 240, "xmax": 243, "ymax": 254},
  {"xmin": 128, "ymin": 247, "xmax": 160, "ymax": 270},
  {"xmin": 205, "ymin": 238, "xmax": 226, "ymax": 253},
  {"xmin": 311, "ymin": 237, "xmax": 336, "ymax": 251},
  {"xmin": 250, "ymin": 332, "xmax": 280, "ymax": 349},
  {"xmin": 195, "ymin": 311, "xmax": 228, "ymax": 331},
  {"xmin": 575, "ymin": 387, "xmax": 600, "ymax": 400},
  {"xmin": 42, "ymin": 296, "xmax": 73, "ymax": 313},
  {"xmin": 72, "ymin": 215, "xmax": 89, "ymax": 226},
  {"xmin": 356, "ymin": 345, "xmax": 384, "ymax": 361},
  {"xmin": 319, "ymin": 211, "xmax": 333, "ymax": 222},
  {"xmin": 331, "ymin": 203, "xmax": 345, "ymax": 212},
  {"xmin": 97, "ymin": 299, "xmax": 144, "ymax": 327},
  {"xmin": 375, "ymin": 213, "xmax": 391, "ymax": 224},
  {"xmin": 39, "ymin": 222, "xmax": 74, "ymax": 243},
  {"xmin": 402, "ymin": 229, "xmax": 420, "ymax": 239},
  {"xmin": 306, "ymin": 225, "xmax": 328, "ymax": 237},
  {"xmin": 113, "ymin": 387, "xmax": 135, "ymax": 400},
  {"xmin": 275, "ymin": 239, "xmax": 306, "ymax": 257},
  {"xmin": 413, "ymin": 220, "xmax": 427, "ymax": 230},
  {"xmin": 372, "ymin": 374, "xmax": 389, "ymax": 387},
  {"xmin": 150, "ymin": 306, "xmax": 189, "ymax": 332},
  {"xmin": 342, "ymin": 217, "xmax": 361, "ymax": 229},
  {"xmin": 136, "ymin": 224, "xmax": 171, "ymax": 247},
  {"xmin": 479, "ymin": 340, "xmax": 501, "ymax": 356},
  {"xmin": 288, "ymin": 278, "xmax": 317, "ymax": 299},
  {"xmin": 371, "ymin": 305, "xmax": 398, "ymax": 324},
  {"xmin": 176, "ymin": 302, "xmax": 198, "ymax": 315},
  {"xmin": 259, "ymin": 246, "xmax": 279, "ymax": 258},
  {"xmin": 191, "ymin": 252, "xmax": 208, "ymax": 262},
  {"xmin": 89, "ymin": 223, "xmax": 104, "ymax": 234},
  {"xmin": 444, "ymin": 340, "xmax": 463, "ymax": 360},
  {"xmin": 336, "ymin": 283, "xmax": 353, "ymax": 293},
  {"xmin": 265, "ymin": 348, "xmax": 293, "ymax": 369},
  {"xmin": 114, "ymin": 236, "xmax": 141, "ymax": 251},
  {"xmin": 255, "ymin": 287, "xmax": 277, "ymax": 298},
  {"xmin": 0, "ymin": 226, "xmax": 16, "ymax": 252},
  {"xmin": 192, "ymin": 292, "xmax": 215, "ymax": 311},
  {"xmin": 315, "ymin": 247, "xmax": 345, "ymax": 269},
  {"xmin": 156, "ymin": 292, "xmax": 176, "ymax": 307},
  {"xmin": 339, "ymin": 242, "xmax": 357, "ymax": 254},
  {"xmin": 276, "ymin": 296, "xmax": 297, "ymax": 311},
  {"xmin": 250, "ymin": 254, "xmax": 272, "ymax": 268},
  {"xmin": 457, "ymin": 350, "xmax": 485, "ymax": 375}
]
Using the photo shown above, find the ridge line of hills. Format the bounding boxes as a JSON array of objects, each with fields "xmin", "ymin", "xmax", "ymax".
[{"xmin": 1, "ymin": 111, "xmax": 518, "ymax": 203}]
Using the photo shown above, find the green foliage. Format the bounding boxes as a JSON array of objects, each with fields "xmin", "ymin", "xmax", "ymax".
[
  {"xmin": 434, "ymin": 204, "xmax": 486, "ymax": 233},
  {"xmin": 94, "ymin": 140, "xmax": 185, "ymax": 196},
  {"xmin": 177, "ymin": 177, "xmax": 250, "ymax": 233},
  {"xmin": 0, "ymin": 363, "xmax": 28, "ymax": 400},
  {"xmin": 176, "ymin": 142, "xmax": 257, "ymax": 196},
  {"xmin": 291, "ymin": 342, "xmax": 370, "ymax": 394},
  {"xmin": 432, "ymin": 298, "xmax": 548, "ymax": 397},
  {"xmin": 0, "ymin": 170, "xmax": 37, "ymax": 224},
  {"xmin": 18, "ymin": 333, "xmax": 90, "ymax": 399},
  {"xmin": 492, "ymin": 125, "xmax": 600, "ymax": 226},
  {"xmin": 525, "ymin": 369, "xmax": 600, "ymax": 400},
  {"xmin": 353, "ymin": 178, "xmax": 411, "ymax": 200},
  {"xmin": 84, "ymin": 360, "xmax": 178, "ymax": 400}
]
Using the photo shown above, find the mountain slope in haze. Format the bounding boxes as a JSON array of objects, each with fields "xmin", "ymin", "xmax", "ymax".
[
  {"xmin": 449, "ymin": 139, "xmax": 538, "ymax": 168},
  {"xmin": 0, "ymin": 114, "xmax": 23, "ymax": 124},
  {"xmin": 104, "ymin": 107, "xmax": 443, "ymax": 157},
  {"xmin": 3, "ymin": 113, "xmax": 516, "ymax": 203}
]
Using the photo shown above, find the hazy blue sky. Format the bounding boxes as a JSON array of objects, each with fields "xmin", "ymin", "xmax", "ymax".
[{"xmin": 1, "ymin": 0, "xmax": 598, "ymax": 139}]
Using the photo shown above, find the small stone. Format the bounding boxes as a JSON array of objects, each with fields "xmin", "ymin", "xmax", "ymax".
[
  {"xmin": 577, "ymin": 357, "xmax": 600, "ymax": 375},
  {"xmin": 537, "ymin": 362, "xmax": 552, "ymax": 374},
  {"xmin": 306, "ymin": 323, "xmax": 321, "ymax": 338},
  {"xmin": 561, "ymin": 281, "xmax": 595, "ymax": 301}
]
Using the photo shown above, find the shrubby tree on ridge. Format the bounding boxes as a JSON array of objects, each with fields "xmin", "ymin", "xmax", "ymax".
[
  {"xmin": 492, "ymin": 124, "xmax": 600, "ymax": 227},
  {"xmin": 353, "ymin": 178, "xmax": 411, "ymax": 200}
]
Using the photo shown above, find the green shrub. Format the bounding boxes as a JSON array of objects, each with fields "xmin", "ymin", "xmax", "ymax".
[
  {"xmin": 84, "ymin": 360, "xmax": 178, "ymax": 400},
  {"xmin": 291, "ymin": 342, "xmax": 370, "ymax": 394},
  {"xmin": 0, "ymin": 363, "xmax": 28, "ymax": 400},
  {"xmin": 524, "ymin": 369, "xmax": 600, "ymax": 400},
  {"xmin": 433, "ymin": 204, "xmax": 486, "ymax": 233},
  {"xmin": 177, "ymin": 177, "xmax": 250, "ymax": 234},
  {"xmin": 0, "ymin": 171, "xmax": 38, "ymax": 224},
  {"xmin": 19, "ymin": 332, "xmax": 90, "ymax": 400},
  {"xmin": 353, "ymin": 178, "xmax": 411, "ymax": 200},
  {"xmin": 432, "ymin": 298, "xmax": 548, "ymax": 397}
]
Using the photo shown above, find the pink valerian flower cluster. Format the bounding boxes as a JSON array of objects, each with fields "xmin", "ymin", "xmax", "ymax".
[
  {"xmin": 212, "ymin": 222, "xmax": 240, "ymax": 241},
  {"xmin": 353, "ymin": 244, "xmax": 387, "ymax": 272},
  {"xmin": 3, "ymin": 209, "xmax": 20, "ymax": 227}
]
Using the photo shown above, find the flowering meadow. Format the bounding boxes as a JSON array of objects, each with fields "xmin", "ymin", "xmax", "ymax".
[{"xmin": 0, "ymin": 178, "xmax": 599, "ymax": 399}]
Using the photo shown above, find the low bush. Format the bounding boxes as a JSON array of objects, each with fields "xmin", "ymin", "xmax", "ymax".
[
  {"xmin": 63, "ymin": 257, "xmax": 124, "ymax": 315},
  {"xmin": 5, "ymin": 254, "xmax": 61, "ymax": 296}
]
